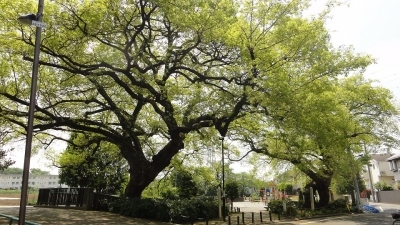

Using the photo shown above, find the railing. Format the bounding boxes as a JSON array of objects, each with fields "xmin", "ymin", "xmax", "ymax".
[
  {"xmin": 0, "ymin": 213, "xmax": 41, "ymax": 225},
  {"xmin": 37, "ymin": 188, "xmax": 93, "ymax": 209}
]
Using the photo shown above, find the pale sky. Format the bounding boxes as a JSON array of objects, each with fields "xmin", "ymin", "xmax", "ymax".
[
  {"xmin": 9, "ymin": 0, "xmax": 400, "ymax": 174},
  {"xmin": 312, "ymin": 0, "xmax": 400, "ymax": 102}
]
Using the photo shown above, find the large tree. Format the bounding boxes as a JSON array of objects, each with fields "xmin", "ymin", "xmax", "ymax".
[
  {"xmin": 234, "ymin": 75, "xmax": 399, "ymax": 206},
  {"xmin": 0, "ymin": 0, "xmax": 393, "ymax": 199}
]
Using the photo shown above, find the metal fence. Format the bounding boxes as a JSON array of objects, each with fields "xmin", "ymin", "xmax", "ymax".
[{"xmin": 37, "ymin": 187, "xmax": 93, "ymax": 209}]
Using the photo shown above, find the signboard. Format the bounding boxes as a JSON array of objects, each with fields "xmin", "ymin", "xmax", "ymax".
[{"xmin": 32, "ymin": 20, "xmax": 47, "ymax": 28}]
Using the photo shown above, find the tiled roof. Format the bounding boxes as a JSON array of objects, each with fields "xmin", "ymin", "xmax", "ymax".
[{"xmin": 369, "ymin": 153, "xmax": 393, "ymax": 161}]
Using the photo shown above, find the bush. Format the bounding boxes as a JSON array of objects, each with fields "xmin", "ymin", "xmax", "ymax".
[
  {"xmin": 169, "ymin": 197, "xmax": 220, "ymax": 223},
  {"xmin": 268, "ymin": 200, "xmax": 283, "ymax": 214},
  {"xmin": 374, "ymin": 181, "xmax": 393, "ymax": 191},
  {"xmin": 268, "ymin": 200, "xmax": 298, "ymax": 217},
  {"xmin": 286, "ymin": 204, "xmax": 298, "ymax": 217},
  {"xmin": 250, "ymin": 192, "xmax": 259, "ymax": 202},
  {"xmin": 108, "ymin": 197, "xmax": 220, "ymax": 223},
  {"xmin": 109, "ymin": 198, "xmax": 170, "ymax": 222},
  {"xmin": 326, "ymin": 198, "xmax": 348, "ymax": 210}
]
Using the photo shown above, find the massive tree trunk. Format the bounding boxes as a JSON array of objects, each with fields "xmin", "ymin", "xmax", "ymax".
[
  {"xmin": 303, "ymin": 177, "xmax": 331, "ymax": 208},
  {"xmin": 122, "ymin": 136, "xmax": 185, "ymax": 198}
]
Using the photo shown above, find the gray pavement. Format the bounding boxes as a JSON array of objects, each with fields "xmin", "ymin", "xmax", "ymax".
[{"xmin": 0, "ymin": 201, "xmax": 398, "ymax": 225}]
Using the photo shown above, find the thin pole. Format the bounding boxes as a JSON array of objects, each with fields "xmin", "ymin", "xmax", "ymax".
[
  {"xmin": 18, "ymin": 0, "xmax": 44, "ymax": 224},
  {"xmin": 364, "ymin": 143, "xmax": 376, "ymax": 202},
  {"xmin": 221, "ymin": 137, "xmax": 225, "ymax": 221}
]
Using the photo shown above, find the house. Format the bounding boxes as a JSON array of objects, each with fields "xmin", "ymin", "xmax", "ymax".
[
  {"xmin": 361, "ymin": 153, "xmax": 396, "ymax": 190},
  {"xmin": 386, "ymin": 154, "xmax": 400, "ymax": 188}
]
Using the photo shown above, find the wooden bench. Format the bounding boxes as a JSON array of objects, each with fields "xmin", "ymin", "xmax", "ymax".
[{"xmin": 0, "ymin": 213, "xmax": 41, "ymax": 225}]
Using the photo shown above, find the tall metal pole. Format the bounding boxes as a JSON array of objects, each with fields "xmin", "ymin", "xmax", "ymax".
[
  {"xmin": 363, "ymin": 142, "xmax": 376, "ymax": 202},
  {"xmin": 18, "ymin": 0, "xmax": 44, "ymax": 224},
  {"xmin": 220, "ymin": 137, "xmax": 225, "ymax": 221}
]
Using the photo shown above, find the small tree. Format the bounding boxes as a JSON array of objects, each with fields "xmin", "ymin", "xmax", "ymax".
[
  {"xmin": 175, "ymin": 170, "xmax": 199, "ymax": 199},
  {"xmin": 0, "ymin": 131, "xmax": 14, "ymax": 171},
  {"xmin": 225, "ymin": 181, "xmax": 239, "ymax": 211},
  {"xmin": 58, "ymin": 133, "xmax": 129, "ymax": 195}
]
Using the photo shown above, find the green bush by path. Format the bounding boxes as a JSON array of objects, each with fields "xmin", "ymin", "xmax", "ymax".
[{"xmin": 106, "ymin": 196, "xmax": 221, "ymax": 223}]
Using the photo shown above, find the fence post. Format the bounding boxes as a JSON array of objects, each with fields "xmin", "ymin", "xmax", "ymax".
[
  {"xmin": 228, "ymin": 216, "xmax": 231, "ymax": 225},
  {"xmin": 260, "ymin": 211, "xmax": 263, "ymax": 222},
  {"xmin": 237, "ymin": 216, "xmax": 240, "ymax": 225},
  {"xmin": 310, "ymin": 187, "xmax": 314, "ymax": 211},
  {"xmin": 269, "ymin": 211, "xmax": 272, "ymax": 221},
  {"xmin": 242, "ymin": 212, "xmax": 245, "ymax": 224},
  {"xmin": 66, "ymin": 188, "xmax": 72, "ymax": 206},
  {"xmin": 251, "ymin": 212, "xmax": 254, "ymax": 223}
]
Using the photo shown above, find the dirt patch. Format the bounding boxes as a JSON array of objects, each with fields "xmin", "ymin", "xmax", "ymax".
[{"xmin": 0, "ymin": 193, "xmax": 38, "ymax": 206}]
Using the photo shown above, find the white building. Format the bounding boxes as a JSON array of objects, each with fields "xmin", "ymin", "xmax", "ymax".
[
  {"xmin": 361, "ymin": 153, "xmax": 396, "ymax": 190},
  {"xmin": 0, "ymin": 174, "xmax": 63, "ymax": 189},
  {"xmin": 386, "ymin": 154, "xmax": 400, "ymax": 188}
]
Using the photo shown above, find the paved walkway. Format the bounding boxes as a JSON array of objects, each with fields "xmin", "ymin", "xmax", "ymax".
[
  {"xmin": 0, "ymin": 203, "xmax": 276, "ymax": 225},
  {"xmin": 5, "ymin": 201, "xmax": 393, "ymax": 225}
]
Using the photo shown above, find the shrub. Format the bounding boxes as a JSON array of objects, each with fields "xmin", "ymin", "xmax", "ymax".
[
  {"xmin": 268, "ymin": 200, "xmax": 283, "ymax": 214},
  {"xmin": 286, "ymin": 205, "xmax": 298, "ymax": 217},
  {"xmin": 108, "ymin": 197, "xmax": 220, "ymax": 223},
  {"xmin": 109, "ymin": 198, "xmax": 170, "ymax": 222},
  {"xmin": 326, "ymin": 198, "xmax": 348, "ymax": 210},
  {"xmin": 250, "ymin": 192, "xmax": 259, "ymax": 202},
  {"xmin": 374, "ymin": 181, "xmax": 393, "ymax": 191}
]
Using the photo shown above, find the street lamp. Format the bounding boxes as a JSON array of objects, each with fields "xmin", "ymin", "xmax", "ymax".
[
  {"xmin": 219, "ymin": 136, "xmax": 225, "ymax": 221},
  {"xmin": 17, "ymin": 1, "xmax": 46, "ymax": 224}
]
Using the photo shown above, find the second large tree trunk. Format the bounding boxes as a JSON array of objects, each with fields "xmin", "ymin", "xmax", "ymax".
[
  {"xmin": 304, "ymin": 177, "xmax": 331, "ymax": 208},
  {"xmin": 122, "ymin": 137, "xmax": 185, "ymax": 198}
]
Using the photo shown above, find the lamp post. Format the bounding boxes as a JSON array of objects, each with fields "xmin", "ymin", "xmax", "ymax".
[
  {"xmin": 219, "ymin": 136, "xmax": 225, "ymax": 221},
  {"xmin": 17, "ymin": 1, "xmax": 45, "ymax": 224}
]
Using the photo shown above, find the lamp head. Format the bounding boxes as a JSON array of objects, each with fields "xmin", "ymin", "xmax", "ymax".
[{"xmin": 18, "ymin": 14, "xmax": 37, "ymax": 25}]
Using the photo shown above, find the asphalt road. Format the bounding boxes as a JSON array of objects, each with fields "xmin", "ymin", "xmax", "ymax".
[{"xmin": 231, "ymin": 201, "xmax": 400, "ymax": 225}]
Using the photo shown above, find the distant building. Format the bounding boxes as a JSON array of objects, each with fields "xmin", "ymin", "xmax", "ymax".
[
  {"xmin": 0, "ymin": 174, "xmax": 67, "ymax": 189},
  {"xmin": 361, "ymin": 153, "xmax": 396, "ymax": 190}
]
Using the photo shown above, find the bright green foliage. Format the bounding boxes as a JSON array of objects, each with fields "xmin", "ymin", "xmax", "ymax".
[
  {"xmin": 58, "ymin": 133, "xmax": 128, "ymax": 195},
  {"xmin": 174, "ymin": 170, "xmax": 199, "ymax": 199},
  {"xmin": 374, "ymin": 181, "xmax": 394, "ymax": 191},
  {"xmin": 30, "ymin": 168, "xmax": 50, "ymax": 175},
  {"xmin": 333, "ymin": 173, "xmax": 365, "ymax": 195},
  {"xmin": 0, "ymin": 0, "xmax": 398, "ymax": 200}
]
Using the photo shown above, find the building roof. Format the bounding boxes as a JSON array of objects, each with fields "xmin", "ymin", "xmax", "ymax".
[
  {"xmin": 369, "ymin": 153, "xmax": 393, "ymax": 161},
  {"xmin": 386, "ymin": 154, "xmax": 400, "ymax": 161}
]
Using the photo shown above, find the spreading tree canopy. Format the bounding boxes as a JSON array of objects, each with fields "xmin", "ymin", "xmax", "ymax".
[{"xmin": 0, "ymin": 0, "xmax": 397, "ymax": 200}]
